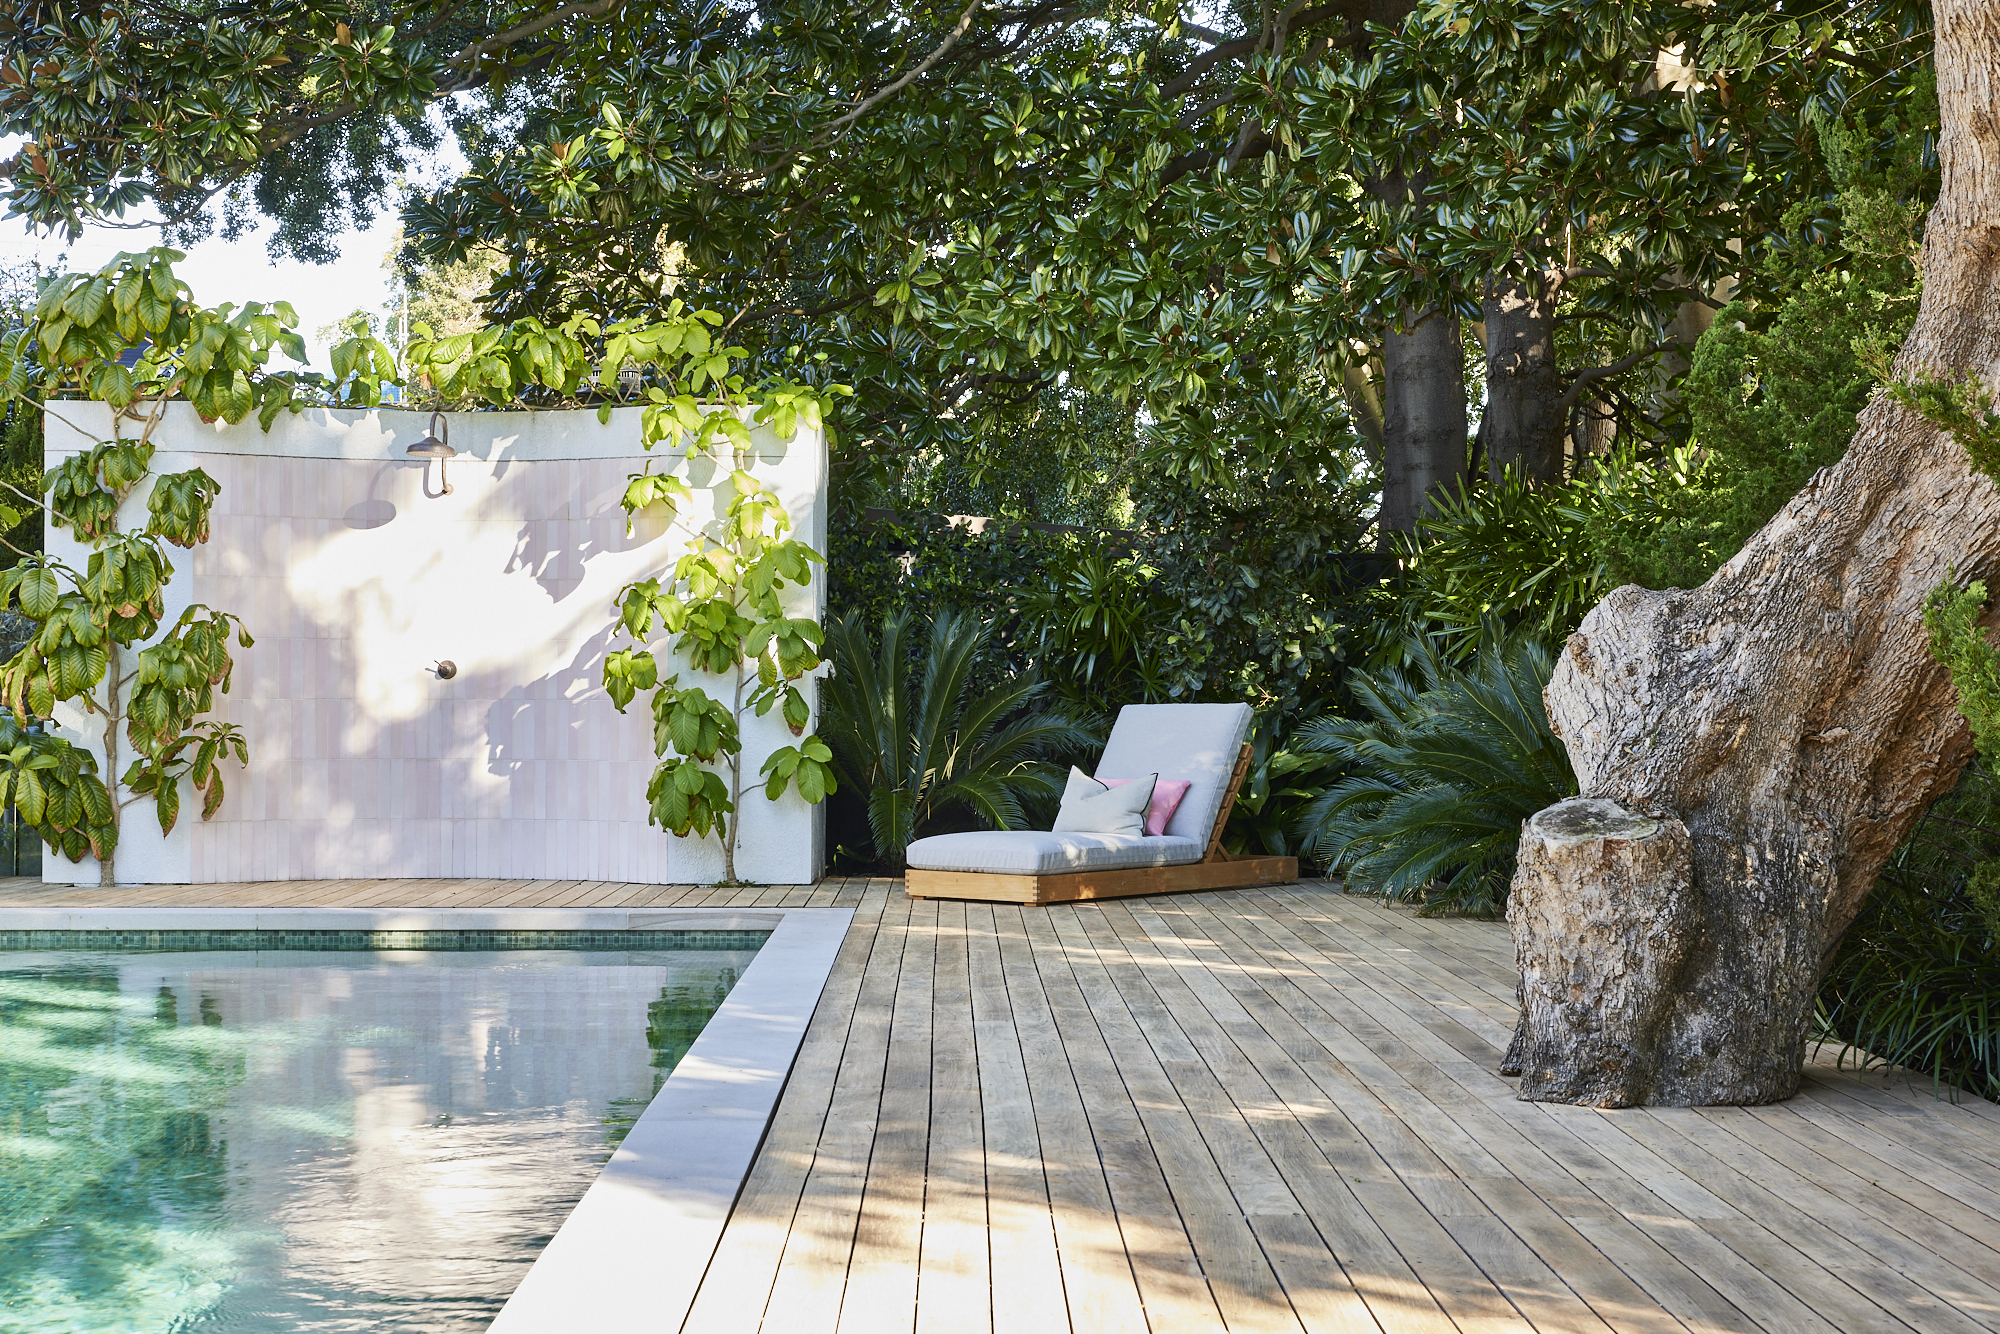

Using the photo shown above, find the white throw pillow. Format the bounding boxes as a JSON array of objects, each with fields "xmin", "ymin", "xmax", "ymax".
[{"xmin": 1051, "ymin": 766, "xmax": 1157, "ymax": 835}]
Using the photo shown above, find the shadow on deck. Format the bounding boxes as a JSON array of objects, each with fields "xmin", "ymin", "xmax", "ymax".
[{"xmin": 2, "ymin": 874, "xmax": 1994, "ymax": 1332}]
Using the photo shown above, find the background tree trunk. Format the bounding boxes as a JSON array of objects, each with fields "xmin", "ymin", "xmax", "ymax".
[
  {"xmin": 1482, "ymin": 272, "xmax": 1566, "ymax": 482},
  {"xmin": 1341, "ymin": 354, "xmax": 1386, "ymax": 458},
  {"xmin": 1508, "ymin": 0, "xmax": 2000, "ymax": 1106},
  {"xmin": 1377, "ymin": 309, "xmax": 1468, "ymax": 531},
  {"xmin": 1361, "ymin": 0, "xmax": 1463, "ymax": 538}
]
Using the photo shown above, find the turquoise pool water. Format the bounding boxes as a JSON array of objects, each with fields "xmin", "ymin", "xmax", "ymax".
[{"xmin": 0, "ymin": 933, "xmax": 766, "ymax": 1333}]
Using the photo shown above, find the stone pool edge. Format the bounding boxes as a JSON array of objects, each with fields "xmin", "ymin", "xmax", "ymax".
[
  {"xmin": 0, "ymin": 903, "xmax": 856, "ymax": 1334},
  {"xmin": 490, "ymin": 904, "xmax": 853, "ymax": 1333}
]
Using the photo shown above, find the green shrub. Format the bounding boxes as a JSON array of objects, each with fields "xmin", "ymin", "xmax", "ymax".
[
  {"xmin": 817, "ymin": 607, "xmax": 1094, "ymax": 867},
  {"xmin": 1396, "ymin": 470, "xmax": 1606, "ymax": 657},
  {"xmin": 826, "ymin": 511, "xmax": 1068, "ymax": 672},
  {"xmin": 1127, "ymin": 380, "xmax": 1378, "ymax": 719},
  {"xmin": 1830, "ymin": 578, "xmax": 2000, "ymax": 1100},
  {"xmin": 1015, "ymin": 549, "xmax": 1172, "ymax": 713},
  {"xmin": 901, "ymin": 385, "xmax": 1137, "ymax": 529},
  {"xmin": 1820, "ymin": 763, "xmax": 2000, "ymax": 1102},
  {"xmin": 1394, "ymin": 91, "xmax": 1933, "ymax": 652},
  {"xmin": 1221, "ymin": 718, "xmax": 1341, "ymax": 866},
  {"xmin": 1595, "ymin": 266, "xmax": 1919, "ymax": 592},
  {"xmin": 1296, "ymin": 630, "xmax": 1575, "ymax": 917},
  {"xmin": 1595, "ymin": 91, "xmax": 1931, "ymax": 592}
]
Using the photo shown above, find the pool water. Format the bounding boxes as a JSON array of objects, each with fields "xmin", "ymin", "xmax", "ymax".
[{"xmin": 0, "ymin": 936, "xmax": 764, "ymax": 1333}]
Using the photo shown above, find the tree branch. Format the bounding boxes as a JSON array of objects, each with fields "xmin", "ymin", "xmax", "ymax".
[
  {"xmin": 1157, "ymin": 2, "xmax": 1350, "ymax": 100},
  {"xmin": 721, "ymin": 287, "xmax": 872, "ymax": 335},
  {"xmin": 1176, "ymin": 16, "xmax": 1233, "ymax": 44},
  {"xmin": 1177, "ymin": 93, "xmax": 1242, "ymax": 130},
  {"xmin": 824, "ymin": 0, "xmax": 984, "ymax": 137},
  {"xmin": 1554, "ymin": 342, "xmax": 1674, "ymax": 414},
  {"xmin": 450, "ymin": 0, "xmax": 623, "ymax": 67},
  {"xmin": 1818, "ymin": 46, "xmax": 1888, "ymax": 78}
]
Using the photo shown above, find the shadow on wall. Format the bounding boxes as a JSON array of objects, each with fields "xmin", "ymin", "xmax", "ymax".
[
  {"xmin": 342, "ymin": 462, "xmax": 400, "ymax": 532},
  {"xmin": 503, "ymin": 477, "xmax": 674, "ymax": 605},
  {"xmin": 40, "ymin": 403, "xmax": 824, "ymax": 887},
  {"xmin": 176, "ymin": 454, "xmax": 701, "ymax": 882}
]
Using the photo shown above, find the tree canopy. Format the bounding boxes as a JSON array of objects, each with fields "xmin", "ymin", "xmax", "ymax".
[{"xmin": 1, "ymin": 0, "xmax": 1936, "ymax": 497}]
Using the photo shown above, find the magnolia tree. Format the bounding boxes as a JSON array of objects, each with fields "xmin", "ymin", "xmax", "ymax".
[{"xmin": 0, "ymin": 250, "xmax": 286, "ymax": 881}]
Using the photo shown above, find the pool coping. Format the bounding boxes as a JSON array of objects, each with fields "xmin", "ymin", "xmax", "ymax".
[{"xmin": 0, "ymin": 903, "xmax": 856, "ymax": 1334}]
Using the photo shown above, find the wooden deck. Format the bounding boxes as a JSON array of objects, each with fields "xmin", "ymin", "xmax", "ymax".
[{"xmin": 4, "ymin": 875, "xmax": 1998, "ymax": 1333}]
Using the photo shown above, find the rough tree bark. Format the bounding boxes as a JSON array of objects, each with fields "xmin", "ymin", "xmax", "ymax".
[
  {"xmin": 1504, "ymin": 799, "xmax": 1695, "ymax": 1105},
  {"xmin": 1506, "ymin": 0, "xmax": 2000, "ymax": 1107},
  {"xmin": 1482, "ymin": 271, "xmax": 1566, "ymax": 483},
  {"xmin": 1378, "ymin": 308, "xmax": 1468, "ymax": 531}
]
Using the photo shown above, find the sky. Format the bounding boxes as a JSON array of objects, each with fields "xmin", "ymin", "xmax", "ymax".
[{"xmin": 0, "ymin": 132, "xmax": 463, "ymax": 371}]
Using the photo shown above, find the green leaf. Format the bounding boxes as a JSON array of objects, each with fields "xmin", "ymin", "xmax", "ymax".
[
  {"xmin": 155, "ymin": 774, "xmax": 181, "ymax": 835},
  {"xmin": 18, "ymin": 568, "xmax": 58, "ymax": 619}
]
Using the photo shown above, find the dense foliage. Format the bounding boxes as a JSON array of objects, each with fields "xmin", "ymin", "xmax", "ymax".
[
  {"xmin": 1219, "ymin": 721, "xmax": 1340, "ymax": 864},
  {"xmin": 0, "ymin": 262, "xmax": 41, "ymax": 566},
  {"xmin": 1386, "ymin": 83, "xmax": 1937, "ymax": 654},
  {"xmin": 1128, "ymin": 394, "xmax": 1377, "ymax": 714},
  {"xmin": 1297, "ymin": 630, "xmax": 1576, "ymax": 917},
  {"xmin": 1820, "ymin": 764, "xmax": 2000, "ymax": 1102},
  {"xmin": 817, "ymin": 608, "xmax": 1092, "ymax": 866},
  {"xmin": 826, "ymin": 512, "xmax": 1071, "ymax": 679}
]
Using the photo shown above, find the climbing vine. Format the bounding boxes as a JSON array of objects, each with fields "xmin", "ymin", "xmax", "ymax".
[
  {"xmin": 0, "ymin": 247, "xmax": 846, "ymax": 884},
  {"xmin": 0, "ymin": 250, "xmax": 268, "ymax": 881}
]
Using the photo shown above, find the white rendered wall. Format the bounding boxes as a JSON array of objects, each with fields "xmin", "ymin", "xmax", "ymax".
[{"xmin": 42, "ymin": 401, "xmax": 826, "ymax": 886}]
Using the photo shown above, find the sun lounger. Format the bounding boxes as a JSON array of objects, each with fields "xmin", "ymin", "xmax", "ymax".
[{"xmin": 904, "ymin": 702, "xmax": 1299, "ymax": 905}]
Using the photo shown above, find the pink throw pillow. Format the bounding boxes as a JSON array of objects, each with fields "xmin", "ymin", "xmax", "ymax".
[{"xmin": 1099, "ymin": 776, "xmax": 1192, "ymax": 837}]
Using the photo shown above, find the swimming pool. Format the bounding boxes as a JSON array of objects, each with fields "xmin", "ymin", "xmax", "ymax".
[{"xmin": 0, "ymin": 931, "xmax": 766, "ymax": 1333}]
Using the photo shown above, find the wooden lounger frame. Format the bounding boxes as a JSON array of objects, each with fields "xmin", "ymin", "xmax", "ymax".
[{"xmin": 906, "ymin": 743, "xmax": 1299, "ymax": 905}]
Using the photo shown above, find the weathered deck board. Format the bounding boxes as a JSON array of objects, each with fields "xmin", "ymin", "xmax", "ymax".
[{"xmin": 2, "ymin": 874, "xmax": 1997, "ymax": 1333}]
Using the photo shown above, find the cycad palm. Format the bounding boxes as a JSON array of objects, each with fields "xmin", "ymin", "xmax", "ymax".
[
  {"xmin": 1297, "ymin": 631, "xmax": 1576, "ymax": 916},
  {"xmin": 819, "ymin": 608, "xmax": 1094, "ymax": 866}
]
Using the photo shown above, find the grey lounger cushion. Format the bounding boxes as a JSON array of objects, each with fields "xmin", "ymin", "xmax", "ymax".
[
  {"xmin": 1097, "ymin": 702, "xmax": 1253, "ymax": 844},
  {"xmin": 905, "ymin": 701, "xmax": 1253, "ymax": 877},
  {"xmin": 905, "ymin": 830, "xmax": 1205, "ymax": 875}
]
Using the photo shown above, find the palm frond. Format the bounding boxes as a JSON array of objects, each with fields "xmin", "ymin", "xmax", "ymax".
[
  {"xmin": 1297, "ymin": 626, "xmax": 1576, "ymax": 916},
  {"xmin": 821, "ymin": 606, "xmax": 1088, "ymax": 866}
]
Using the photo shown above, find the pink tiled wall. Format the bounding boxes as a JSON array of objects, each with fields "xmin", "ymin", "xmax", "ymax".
[{"xmin": 177, "ymin": 452, "xmax": 745, "ymax": 883}]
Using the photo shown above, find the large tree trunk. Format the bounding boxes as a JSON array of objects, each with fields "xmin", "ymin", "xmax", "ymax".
[
  {"xmin": 1506, "ymin": 1, "xmax": 2000, "ymax": 1107},
  {"xmin": 1377, "ymin": 308, "xmax": 1468, "ymax": 531},
  {"xmin": 1482, "ymin": 272, "xmax": 1566, "ymax": 483}
]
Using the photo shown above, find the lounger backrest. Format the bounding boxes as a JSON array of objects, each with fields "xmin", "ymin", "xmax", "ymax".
[{"xmin": 1096, "ymin": 703, "xmax": 1254, "ymax": 843}]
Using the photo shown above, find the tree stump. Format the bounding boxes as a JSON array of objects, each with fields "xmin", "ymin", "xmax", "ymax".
[{"xmin": 1505, "ymin": 798, "xmax": 1695, "ymax": 1107}]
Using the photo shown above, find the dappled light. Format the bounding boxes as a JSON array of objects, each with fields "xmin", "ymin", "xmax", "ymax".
[{"xmin": 0, "ymin": 944, "xmax": 755, "ymax": 1331}]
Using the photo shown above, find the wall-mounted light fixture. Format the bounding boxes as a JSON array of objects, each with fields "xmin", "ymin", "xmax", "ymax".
[
  {"xmin": 433, "ymin": 660, "xmax": 458, "ymax": 680},
  {"xmin": 406, "ymin": 412, "xmax": 456, "ymax": 497}
]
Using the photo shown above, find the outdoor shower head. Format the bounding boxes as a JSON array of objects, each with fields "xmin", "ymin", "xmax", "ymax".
[{"xmin": 406, "ymin": 413, "xmax": 456, "ymax": 495}]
